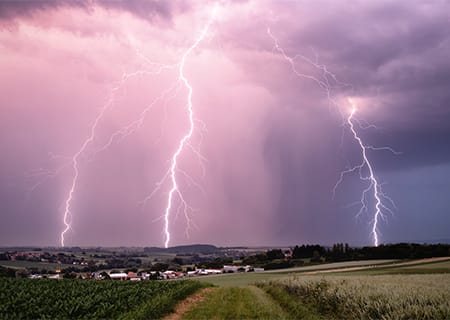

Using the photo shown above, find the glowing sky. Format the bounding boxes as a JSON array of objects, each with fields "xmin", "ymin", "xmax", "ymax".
[{"xmin": 1, "ymin": 0, "xmax": 450, "ymax": 247}]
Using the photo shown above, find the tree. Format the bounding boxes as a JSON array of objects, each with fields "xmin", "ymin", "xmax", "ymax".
[
  {"xmin": 292, "ymin": 245, "xmax": 325, "ymax": 259},
  {"xmin": 150, "ymin": 263, "xmax": 169, "ymax": 272},
  {"xmin": 266, "ymin": 249, "xmax": 284, "ymax": 260},
  {"xmin": 311, "ymin": 250, "xmax": 321, "ymax": 262},
  {"xmin": 172, "ymin": 257, "xmax": 184, "ymax": 265},
  {"xmin": 0, "ymin": 253, "xmax": 9, "ymax": 260}
]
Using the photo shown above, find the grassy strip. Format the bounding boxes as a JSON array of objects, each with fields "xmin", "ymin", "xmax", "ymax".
[
  {"xmin": 183, "ymin": 286, "xmax": 292, "ymax": 320},
  {"xmin": 257, "ymin": 284, "xmax": 322, "ymax": 320}
]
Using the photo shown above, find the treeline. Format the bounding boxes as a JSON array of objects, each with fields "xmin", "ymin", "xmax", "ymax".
[
  {"xmin": 325, "ymin": 243, "xmax": 450, "ymax": 262},
  {"xmin": 241, "ymin": 243, "xmax": 450, "ymax": 270}
]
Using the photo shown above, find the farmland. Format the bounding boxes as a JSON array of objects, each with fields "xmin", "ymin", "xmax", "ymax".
[
  {"xmin": 258, "ymin": 274, "xmax": 450, "ymax": 320},
  {"xmin": 0, "ymin": 278, "xmax": 206, "ymax": 319},
  {"xmin": 194, "ymin": 257, "xmax": 449, "ymax": 287},
  {"xmin": 1, "ymin": 245, "xmax": 449, "ymax": 319},
  {"xmin": 185, "ymin": 258, "xmax": 450, "ymax": 319}
]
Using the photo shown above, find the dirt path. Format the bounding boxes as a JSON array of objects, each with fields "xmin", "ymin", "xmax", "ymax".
[{"xmin": 163, "ymin": 287, "xmax": 216, "ymax": 320}]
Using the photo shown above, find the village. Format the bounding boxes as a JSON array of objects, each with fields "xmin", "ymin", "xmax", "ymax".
[
  {"xmin": 0, "ymin": 245, "xmax": 275, "ymax": 280},
  {"xmin": 5, "ymin": 243, "xmax": 437, "ymax": 281},
  {"xmin": 28, "ymin": 264, "xmax": 265, "ymax": 280}
]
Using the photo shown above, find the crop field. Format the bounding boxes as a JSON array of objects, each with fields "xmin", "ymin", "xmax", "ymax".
[
  {"xmin": 195, "ymin": 258, "xmax": 423, "ymax": 287},
  {"xmin": 0, "ymin": 278, "xmax": 206, "ymax": 319},
  {"xmin": 381, "ymin": 258, "xmax": 450, "ymax": 273},
  {"xmin": 258, "ymin": 274, "xmax": 450, "ymax": 320},
  {"xmin": 406, "ymin": 259, "xmax": 450, "ymax": 269},
  {"xmin": 1, "ymin": 258, "xmax": 449, "ymax": 319},
  {"xmin": 337, "ymin": 257, "xmax": 450, "ymax": 276},
  {"xmin": 0, "ymin": 260, "xmax": 76, "ymax": 270},
  {"xmin": 264, "ymin": 259, "xmax": 397, "ymax": 273},
  {"xmin": 187, "ymin": 259, "xmax": 450, "ymax": 319},
  {"xmin": 195, "ymin": 260, "xmax": 386, "ymax": 287}
]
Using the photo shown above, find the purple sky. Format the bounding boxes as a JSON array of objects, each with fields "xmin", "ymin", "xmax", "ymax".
[{"xmin": 1, "ymin": 0, "xmax": 449, "ymax": 247}]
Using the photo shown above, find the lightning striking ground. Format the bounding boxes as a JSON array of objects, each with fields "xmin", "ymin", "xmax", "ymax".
[
  {"xmin": 60, "ymin": 97, "xmax": 110, "ymax": 247},
  {"xmin": 59, "ymin": 63, "xmax": 178, "ymax": 247},
  {"xmin": 268, "ymin": 29, "xmax": 396, "ymax": 246},
  {"xmin": 336, "ymin": 99, "xmax": 396, "ymax": 246},
  {"xmin": 347, "ymin": 104, "xmax": 382, "ymax": 245},
  {"xmin": 54, "ymin": 6, "xmax": 217, "ymax": 247},
  {"xmin": 161, "ymin": 5, "xmax": 218, "ymax": 248},
  {"xmin": 34, "ymin": 5, "xmax": 391, "ymax": 248}
]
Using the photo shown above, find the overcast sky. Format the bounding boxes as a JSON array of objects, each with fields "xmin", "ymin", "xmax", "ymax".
[{"xmin": 1, "ymin": 0, "xmax": 449, "ymax": 247}]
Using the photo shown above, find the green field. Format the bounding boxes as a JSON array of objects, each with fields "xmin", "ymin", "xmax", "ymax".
[
  {"xmin": 0, "ymin": 260, "xmax": 76, "ymax": 270},
  {"xmin": 264, "ymin": 259, "xmax": 397, "ymax": 273},
  {"xmin": 0, "ymin": 278, "xmax": 206, "ymax": 319},
  {"xmin": 337, "ymin": 258, "xmax": 450, "ymax": 275},
  {"xmin": 401, "ymin": 259, "xmax": 450, "ymax": 270}
]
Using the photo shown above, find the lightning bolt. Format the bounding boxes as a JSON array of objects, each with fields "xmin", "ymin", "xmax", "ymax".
[
  {"xmin": 161, "ymin": 4, "xmax": 218, "ymax": 248},
  {"xmin": 268, "ymin": 29, "xmax": 397, "ymax": 246},
  {"xmin": 59, "ymin": 4, "xmax": 219, "ymax": 248},
  {"xmin": 335, "ymin": 99, "xmax": 397, "ymax": 246},
  {"xmin": 267, "ymin": 28, "xmax": 349, "ymax": 109},
  {"xmin": 60, "ymin": 94, "xmax": 110, "ymax": 247},
  {"xmin": 60, "ymin": 63, "xmax": 177, "ymax": 247}
]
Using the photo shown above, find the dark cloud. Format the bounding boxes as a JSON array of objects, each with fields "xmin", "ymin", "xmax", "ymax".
[
  {"xmin": 261, "ymin": 0, "xmax": 450, "ymax": 172},
  {"xmin": 0, "ymin": 0, "xmax": 88, "ymax": 20},
  {"xmin": 98, "ymin": 0, "xmax": 187, "ymax": 21},
  {"xmin": 0, "ymin": 0, "xmax": 187, "ymax": 23}
]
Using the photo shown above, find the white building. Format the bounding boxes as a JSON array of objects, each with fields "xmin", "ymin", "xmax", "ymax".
[{"xmin": 109, "ymin": 272, "xmax": 128, "ymax": 280}]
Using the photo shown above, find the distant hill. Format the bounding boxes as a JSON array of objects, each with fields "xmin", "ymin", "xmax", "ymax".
[{"xmin": 144, "ymin": 244, "xmax": 220, "ymax": 254}]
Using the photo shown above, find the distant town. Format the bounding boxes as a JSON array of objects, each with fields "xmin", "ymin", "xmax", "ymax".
[{"xmin": 1, "ymin": 243, "xmax": 449, "ymax": 280}]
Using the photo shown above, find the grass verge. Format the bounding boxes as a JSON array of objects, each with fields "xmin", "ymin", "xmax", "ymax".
[{"xmin": 183, "ymin": 286, "xmax": 293, "ymax": 319}]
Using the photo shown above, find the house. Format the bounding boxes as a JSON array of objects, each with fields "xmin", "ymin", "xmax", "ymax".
[
  {"xmin": 109, "ymin": 272, "xmax": 128, "ymax": 280},
  {"xmin": 223, "ymin": 265, "xmax": 252, "ymax": 273},
  {"xmin": 127, "ymin": 272, "xmax": 141, "ymax": 281},
  {"xmin": 141, "ymin": 272, "xmax": 151, "ymax": 280},
  {"xmin": 160, "ymin": 270, "xmax": 176, "ymax": 280},
  {"xmin": 204, "ymin": 269, "xmax": 222, "ymax": 275}
]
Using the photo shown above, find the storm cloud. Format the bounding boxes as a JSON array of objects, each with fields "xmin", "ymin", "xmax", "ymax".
[{"xmin": 0, "ymin": 0, "xmax": 449, "ymax": 247}]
